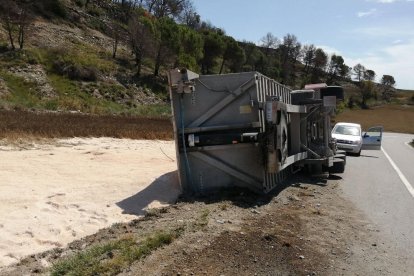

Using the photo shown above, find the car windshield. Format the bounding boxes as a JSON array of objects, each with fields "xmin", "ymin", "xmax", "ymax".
[{"xmin": 333, "ymin": 125, "xmax": 360, "ymax": 136}]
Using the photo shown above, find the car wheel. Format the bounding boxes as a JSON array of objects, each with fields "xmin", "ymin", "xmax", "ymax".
[{"xmin": 356, "ymin": 149, "xmax": 361, "ymax": 156}]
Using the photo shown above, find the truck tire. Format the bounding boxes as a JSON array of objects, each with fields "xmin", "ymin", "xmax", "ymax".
[
  {"xmin": 291, "ymin": 90, "xmax": 315, "ymax": 105},
  {"xmin": 335, "ymin": 153, "xmax": 346, "ymax": 165},
  {"xmin": 321, "ymin": 86, "xmax": 344, "ymax": 100},
  {"xmin": 306, "ymin": 163, "xmax": 323, "ymax": 175},
  {"xmin": 329, "ymin": 158, "xmax": 345, "ymax": 174},
  {"xmin": 336, "ymin": 150, "xmax": 346, "ymax": 155}
]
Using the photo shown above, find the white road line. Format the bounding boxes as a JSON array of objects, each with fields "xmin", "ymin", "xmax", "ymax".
[
  {"xmin": 405, "ymin": 142, "xmax": 414, "ymax": 150},
  {"xmin": 382, "ymin": 147, "xmax": 414, "ymax": 198}
]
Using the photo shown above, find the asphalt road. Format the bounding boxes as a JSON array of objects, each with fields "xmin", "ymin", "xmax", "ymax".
[{"xmin": 340, "ymin": 132, "xmax": 414, "ymax": 274}]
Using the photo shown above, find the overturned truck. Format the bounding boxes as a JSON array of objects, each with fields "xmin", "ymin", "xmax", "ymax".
[{"xmin": 167, "ymin": 69, "xmax": 345, "ymax": 194}]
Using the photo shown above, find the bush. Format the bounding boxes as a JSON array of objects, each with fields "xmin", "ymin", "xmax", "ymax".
[
  {"xmin": 86, "ymin": 5, "xmax": 104, "ymax": 17},
  {"xmin": 52, "ymin": 60, "xmax": 98, "ymax": 82},
  {"xmin": 74, "ymin": 0, "xmax": 85, "ymax": 7},
  {"xmin": 33, "ymin": 0, "xmax": 67, "ymax": 19},
  {"xmin": 0, "ymin": 42, "xmax": 9, "ymax": 53}
]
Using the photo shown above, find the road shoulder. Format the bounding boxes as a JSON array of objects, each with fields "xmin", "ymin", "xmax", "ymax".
[{"xmin": 2, "ymin": 174, "xmax": 409, "ymax": 275}]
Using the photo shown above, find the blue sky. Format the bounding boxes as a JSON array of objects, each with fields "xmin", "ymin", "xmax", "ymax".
[{"xmin": 193, "ymin": 0, "xmax": 414, "ymax": 89}]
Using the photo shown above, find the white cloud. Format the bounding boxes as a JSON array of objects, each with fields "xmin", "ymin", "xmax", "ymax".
[
  {"xmin": 357, "ymin": 8, "xmax": 377, "ymax": 17},
  {"xmin": 349, "ymin": 26, "xmax": 414, "ymax": 38},
  {"xmin": 343, "ymin": 40, "xmax": 414, "ymax": 89},
  {"xmin": 316, "ymin": 45, "xmax": 342, "ymax": 56},
  {"xmin": 392, "ymin": 39, "xmax": 403, "ymax": 44}
]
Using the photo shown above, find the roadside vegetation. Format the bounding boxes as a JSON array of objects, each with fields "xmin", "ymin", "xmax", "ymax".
[{"xmin": 51, "ymin": 229, "xmax": 182, "ymax": 276}]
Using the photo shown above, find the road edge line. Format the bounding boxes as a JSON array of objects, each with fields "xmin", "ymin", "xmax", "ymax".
[
  {"xmin": 381, "ymin": 147, "xmax": 414, "ymax": 198},
  {"xmin": 404, "ymin": 142, "xmax": 413, "ymax": 150}
]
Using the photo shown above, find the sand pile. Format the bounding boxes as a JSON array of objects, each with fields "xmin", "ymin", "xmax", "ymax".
[{"xmin": 0, "ymin": 138, "xmax": 179, "ymax": 267}]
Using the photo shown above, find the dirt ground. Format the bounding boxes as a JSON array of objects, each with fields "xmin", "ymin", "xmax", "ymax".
[{"xmin": 0, "ymin": 139, "xmax": 410, "ymax": 275}]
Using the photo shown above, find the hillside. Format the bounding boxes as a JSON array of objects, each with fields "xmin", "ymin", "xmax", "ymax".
[
  {"xmin": 0, "ymin": 0, "xmax": 168, "ymax": 116},
  {"xmin": 0, "ymin": 0, "xmax": 413, "ymax": 117}
]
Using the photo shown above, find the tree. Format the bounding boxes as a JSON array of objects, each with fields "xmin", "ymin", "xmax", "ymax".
[
  {"xmin": 259, "ymin": 32, "xmax": 279, "ymax": 57},
  {"xmin": 380, "ymin": 75, "xmax": 396, "ymax": 102},
  {"xmin": 359, "ymin": 80, "xmax": 375, "ymax": 108},
  {"xmin": 219, "ymin": 37, "xmax": 246, "ymax": 74},
  {"xmin": 111, "ymin": 0, "xmax": 140, "ymax": 23},
  {"xmin": 364, "ymin": 69, "xmax": 376, "ymax": 82},
  {"xmin": 341, "ymin": 65, "xmax": 352, "ymax": 80},
  {"xmin": 178, "ymin": 0, "xmax": 200, "ymax": 29},
  {"xmin": 176, "ymin": 25, "xmax": 203, "ymax": 71},
  {"xmin": 310, "ymin": 48, "xmax": 327, "ymax": 82},
  {"xmin": 327, "ymin": 54, "xmax": 346, "ymax": 83},
  {"xmin": 128, "ymin": 15, "xmax": 156, "ymax": 77},
  {"xmin": 144, "ymin": 0, "xmax": 189, "ymax": 19},
  {"xmin": 279, "ymin": 33, "xmax": 301, "ymax": 85},
  {"xmin": 0, "ymin": 0, "xmax": 33, "ymax": 50},
  {"xmin": 353, "ymin": 63, "xmax": 366, "ymax": 82},
  {"xmin": 200, "ymin": 30, "xmax": 225, "ymax": 74},
  {"xmin": 108, "ymin": 4, "xmax": 131, "ymax": 59},
  {"xmin": 153, "ymin": 17, "xmax": 180, "ymax": 76},
  {"xmin": 242, "ymin": 41, "xmax": 263, "ymax": 71},
  {"xmin": 302, "ymin": 44, "xmax": 316, "ymax": 74}
]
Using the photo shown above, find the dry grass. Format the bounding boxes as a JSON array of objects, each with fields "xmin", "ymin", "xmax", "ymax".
[
  {"xmin": 335, "ymin": 105, "xmax": 414, "ymax": 134},
  {"xmin": 0, "ymin": 110, "xmax": 173, "ymax": 140}
]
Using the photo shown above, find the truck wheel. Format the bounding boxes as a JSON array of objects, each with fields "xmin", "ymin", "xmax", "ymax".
[
  {"xmin": 307, "ymin": 163, "xmax": 323, "ymax": 175},
  {"xmin": 291, "ymin": 90, "xmax": 314, "ymax": 105},
  {"xmin": 336, "ymin": 150, "xmax": 346, "ymax": 155},
  {"xmin": 335, "ymin": 153, "xmax": 346, "ymax": 165},
  {"xmin": 329, "ymin": 158, "xmax": 345, "ymax": 174}
]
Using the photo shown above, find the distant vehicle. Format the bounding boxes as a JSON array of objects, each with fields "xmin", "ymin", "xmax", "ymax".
[{"xmin": 332, "ymin": 122, "xmax": 383, "ymax": 156}]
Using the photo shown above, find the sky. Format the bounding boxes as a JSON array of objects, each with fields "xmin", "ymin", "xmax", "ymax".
[{"xmin": 193, "ymin": 0, "xmax": 414, "ymax": 89}]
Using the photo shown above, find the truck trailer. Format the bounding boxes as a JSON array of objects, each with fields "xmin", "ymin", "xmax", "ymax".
[{"xmin": 167, "ymin": 69, "xmax": 346, "ymax": 194}]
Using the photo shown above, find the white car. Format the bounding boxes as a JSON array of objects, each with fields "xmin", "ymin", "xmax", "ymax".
[{"xmin": 332, "ymin": 122, "xmax": 383, "ymax": 156}]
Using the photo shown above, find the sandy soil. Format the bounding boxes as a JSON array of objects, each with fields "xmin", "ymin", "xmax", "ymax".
[{"xmin": 0, "ymin": 138, "xmax": 179, "ymax": 268}]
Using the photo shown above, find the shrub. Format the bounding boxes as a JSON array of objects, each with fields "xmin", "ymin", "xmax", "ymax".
[
  {"xmin": 33, "ymin": 0, "xmax": 67, "ymax": 19},
  {"xmin": 0, "ymin": 42, "xmax": 8, "ymax": 53},
  {"xmin": 74, "ymin": 0, "xmax": 85, "ymax": 7},
  {"xmin": 52, "ymin": 60, "xmax": 98, "ymax": 82},
  {"xmin": 86, "ymin": 5, "xmax": 104, "ymax": 17}
]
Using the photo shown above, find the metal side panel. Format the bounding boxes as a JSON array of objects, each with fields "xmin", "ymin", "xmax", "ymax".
[
  {"xmin": 178, "ymin": 144, "xmax": 264, "ymax": 193},
  {"xmin": 170, "ymin": 71, "xmax": 295, "ymax": 194},
  {"xmin": 171, "ymin": 72, "xmax": 260, "ymax": 129}
]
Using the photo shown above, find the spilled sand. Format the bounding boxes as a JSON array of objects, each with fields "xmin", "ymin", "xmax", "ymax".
[{"xmin": 0, "ymin": 138, "xmax": 179, "ymax": 268}]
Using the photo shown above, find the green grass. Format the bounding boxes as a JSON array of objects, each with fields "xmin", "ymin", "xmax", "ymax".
[
  {"xmin": 0, "ymin": 71, "xmax": 42, "ymax": 109},
  {"xmin": 196, "ymin": 208, "xmax": 210, "ymax": 228},
  {"xmin": 0, "ymin": 71, "xmax": 171, "ymax": 116},
  {"xmin": 26, "ymin": 43, "xmax": 115, "ymax": 74},
  {"xmin": 0, "ymin": 45, "xmax": 171, "ymax": 116},
  {"xmin": 51, "ymin": 230, "xmax": 180, "ymax": 276}
]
